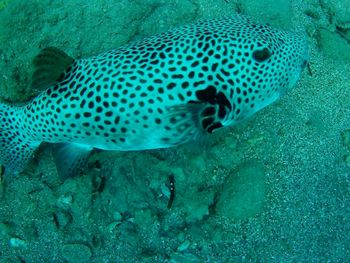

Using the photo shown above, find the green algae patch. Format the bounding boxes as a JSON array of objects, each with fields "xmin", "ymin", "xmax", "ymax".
[{"xmin": 216, "ymin": 162, "xmax": 266, "ymax": 221}]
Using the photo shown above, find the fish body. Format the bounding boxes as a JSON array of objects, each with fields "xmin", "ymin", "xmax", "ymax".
[{"xmin": 0, "ymin": 16, "xmax": 308, "ymax": 177}]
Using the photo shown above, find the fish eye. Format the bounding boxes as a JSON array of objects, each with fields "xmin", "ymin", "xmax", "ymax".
[{"xmin": 252, "ymin": 47, "xmax": 272, "ymax": 62}]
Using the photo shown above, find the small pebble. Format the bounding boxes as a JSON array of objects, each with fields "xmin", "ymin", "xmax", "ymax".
[
  {"xmin": 57, "ymin": 194, "xmax": 73, "ymax": 210},
  {"xmin": 107, "ymin": 221, "xmax": 121, "ymax": 232},
  {"xmin": 9, "ymin": 237, "xmax": 27, "ymax": 248},
  {"xmin": 177, "ymin": 240, "xmax": 190, "ymax": 252},
  {"xmin": 113, "ymin": 211, "xmax": 122, "ymax": 221}
]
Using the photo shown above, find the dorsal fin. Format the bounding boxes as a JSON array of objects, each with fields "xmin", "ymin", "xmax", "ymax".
[{"xmin": 31, "ymin": 47, "xmax": 74, "ymax": 90}]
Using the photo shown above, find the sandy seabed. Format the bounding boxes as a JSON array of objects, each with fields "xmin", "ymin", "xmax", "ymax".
[{"xmin": 0, "ymin": 0, "xmax": 349, "ymax": 262}]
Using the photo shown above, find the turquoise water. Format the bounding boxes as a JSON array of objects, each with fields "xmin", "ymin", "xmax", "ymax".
[{"xmin": 0, "ymin": 1, "xmax": 349, "ymax": 262}]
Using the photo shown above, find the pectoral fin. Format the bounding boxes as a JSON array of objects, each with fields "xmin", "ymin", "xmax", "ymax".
[{"xmin": 51, "ymin": 143, "xmax": 93, "ymax": 181}]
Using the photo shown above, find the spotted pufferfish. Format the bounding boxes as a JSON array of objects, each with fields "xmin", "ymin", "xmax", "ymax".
[{"xmin": 0, "ymin": 16, "xmax": 308, "ymax": 178}]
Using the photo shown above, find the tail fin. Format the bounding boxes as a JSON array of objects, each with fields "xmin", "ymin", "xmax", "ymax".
[{"xmin": 0, "ymin": 103, "xmax": 40, "ymax": 176}]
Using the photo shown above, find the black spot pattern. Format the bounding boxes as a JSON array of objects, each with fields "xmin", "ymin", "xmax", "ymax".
[{"xmin": 3, "ymin": 16, "xmax": 307, "ymax": 164}]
